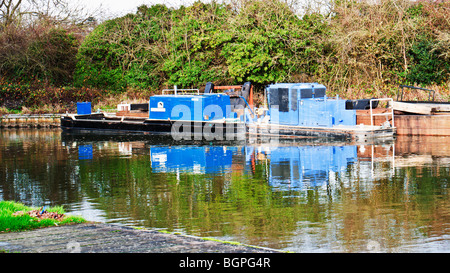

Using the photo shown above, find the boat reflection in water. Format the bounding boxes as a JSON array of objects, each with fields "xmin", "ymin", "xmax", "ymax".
[
  {"xmin": 148, "ymin": 143, "xmax": 359, "ymax": 192},
  {"xmin": 150, "ymin": 146, "xmax": 234, "ymax": 175},
  {"xmin": 262, "ymin": 145, "xmax": 356, "ymax": 191}
]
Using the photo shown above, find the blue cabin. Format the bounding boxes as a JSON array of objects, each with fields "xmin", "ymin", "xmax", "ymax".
[{"xmin": 266, "ymin": 83, "xmax": 356, "ymax": 127}]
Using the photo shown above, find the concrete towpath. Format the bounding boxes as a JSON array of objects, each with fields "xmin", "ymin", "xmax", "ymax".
[{"xmin": 0, "ymin": 223, "xmax": 282, "ymax": 253}]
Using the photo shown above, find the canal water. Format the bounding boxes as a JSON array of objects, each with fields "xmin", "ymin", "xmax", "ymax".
[{"xmin": 0, "ymin": 129, "xmax": 449, "ymax": 253}]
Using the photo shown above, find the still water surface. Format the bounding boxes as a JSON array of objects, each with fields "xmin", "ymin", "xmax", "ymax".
[{"xmin": 0, "ymin": 129, "xmax": 449, "ymax": 252}]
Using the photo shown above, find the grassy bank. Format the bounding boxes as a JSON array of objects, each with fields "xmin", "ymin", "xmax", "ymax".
[{"xmin": 0, "ymin": 201, "xmax": 85, "ymax": 233}]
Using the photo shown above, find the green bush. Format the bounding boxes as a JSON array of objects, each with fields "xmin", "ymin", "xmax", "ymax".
[
  {"xmin": 74, "ymin": 4, "xmax": 172, "ymax": 91},
  {"xmin": 0, "ymin": 26, "xmax": 79, "ymax": 86},
  {"xmin": 26, "ymin": 28, "xmax": 80, "ymax": 86},
  {"xmin": 406, "ymin": 39, "xmax": 449, "ymax": 85},
  {"xmin": 161, "ymin": 2, "xmax": 231, "ymax": 87}
]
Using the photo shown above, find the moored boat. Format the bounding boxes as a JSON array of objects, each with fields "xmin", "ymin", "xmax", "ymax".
[{"xmin": 61, "ymin": 82, "xmax": 396, "ymax": 141}]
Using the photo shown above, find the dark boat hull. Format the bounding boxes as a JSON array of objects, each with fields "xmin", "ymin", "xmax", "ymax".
[
  {"xmin": 60, "ymin": 114, "xmax": 246, "ymax": 140},
  {"xmin": 61, "ymin": 113, "xmax": 395, "ymax": 142}
]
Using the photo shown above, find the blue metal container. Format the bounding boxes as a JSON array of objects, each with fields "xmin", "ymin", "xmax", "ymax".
[
  {"xmin": 149, "ymin": 94, "xmax": 231, "ymax": 121},
  {"xmin": 77, "ymin": 102, "xmax": 91, "ymax": 115}
]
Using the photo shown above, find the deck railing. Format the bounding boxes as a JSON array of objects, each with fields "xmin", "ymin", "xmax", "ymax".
[
  {"xmin": 370, "ymin": 98, "xmax": 394, "ymax": 128},
  {"xmin": 162, "ymin": 86, "xmax": 200, "ymax": 95},
  {"xmin": 397, "ymin": 85, "xmax": 435, "ymax": 102}
]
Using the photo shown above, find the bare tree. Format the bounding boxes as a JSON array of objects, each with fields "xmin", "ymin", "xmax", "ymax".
[
  {"xmin": 0, "ymin": 0, "xmax": 23, "ymax": 27},
  {"xmin": 1, "ymin": 0, "xmax": 102, "ymax": 28}
]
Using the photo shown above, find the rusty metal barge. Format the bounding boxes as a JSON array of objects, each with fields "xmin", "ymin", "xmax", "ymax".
[{"xmin": 354, "ymin": 85, "xmax": 450, "ymax": 136}]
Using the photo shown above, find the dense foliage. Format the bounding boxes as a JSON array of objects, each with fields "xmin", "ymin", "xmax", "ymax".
[
  {"xmin": 0, "ymin": 25, "xmax": 80, "ymax": 86},
  {"xmin": 74, "ymin": 1, "xmax": 330, "ymax": 90},
  {"xmin": 74, "ymin": 0, "xmax": 450, "ymax": 94},
  {"xmin": 1, "ymin": 0, "xmax": 449, "ymax": 111}
]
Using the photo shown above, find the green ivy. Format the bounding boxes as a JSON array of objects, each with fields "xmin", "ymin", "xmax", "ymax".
[{"xmin": 406, "ymin": 39, "xmax": 449, "ymax": 86}]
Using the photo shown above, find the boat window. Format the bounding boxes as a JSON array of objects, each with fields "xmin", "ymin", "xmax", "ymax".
[
  {"xmin": 291, "ymin": 88, "xmax": 298, "ymax": 111},
  {"xmin": 315, "ymin": 88, "xmax": 326, "ymax": 98},
  {"xmin": 269, "ymin": 88, "xmax": 278, "ymax": 108},
  {"xmin": 300, "ymin": 88, "xmax": 312, "ymax": 99},
  {"xmin": 269, "ymin": 87, "xmax": 289, "ymax": 112},
  {"xmin": 279, "ymin": 88, "xmax": 289, "ymax": 112}
]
